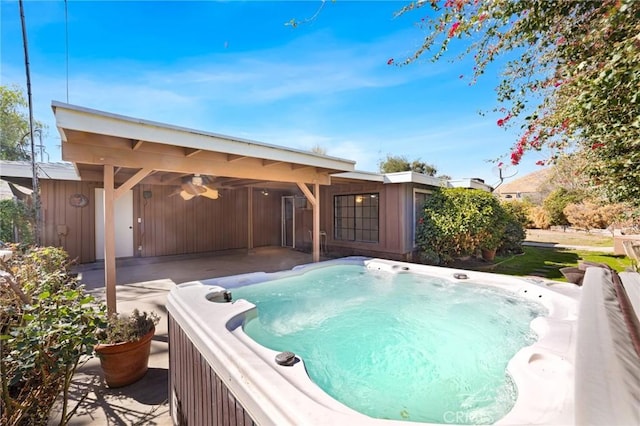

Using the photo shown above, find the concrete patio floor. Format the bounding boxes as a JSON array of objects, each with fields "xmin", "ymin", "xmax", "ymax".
[{"xmin": 49, "ymin": 246, "xmax": 319, "ymax": 426}]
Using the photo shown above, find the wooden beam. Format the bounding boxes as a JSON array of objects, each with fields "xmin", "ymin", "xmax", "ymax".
[
  {"xmin": 262, "ymin": 159, "xmax": 282, "ymax": 167},
  {"xmin": 291, "ymin": 163, "xmax": 311, "ymax": 170},
  {"xmin": 296, "ymin": 182, "xmax": 316, "ymax": 207},
  {"xmin": 62, "ymin": 142, "xmax": 332, "ymax": 185},
  {"xmin": 115, "ymin": 167, "xmax": 153, "ymax": 200},
  {"xmin": 184, "ymin": 148, "xmax": 202, "ymax": 157},
  {"xmin": 103, "ymin": 164, "xmax": 117, "ymax": 315},
  {"xmin": 227, "ymin": 154, "xmax": 247, "ymax": 162},
  {"xmin": 132, "ymin": 139, "xmax": 144, "ymax": 150}
]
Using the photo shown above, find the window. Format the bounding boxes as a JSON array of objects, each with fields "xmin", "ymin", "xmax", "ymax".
[
  {"xmin": 413, "ymin": 189, "xmax": 432, "ymax": 246},
  {"xmin": 334, "ymin": 193, "xmax": 379, "ymax": 242}
]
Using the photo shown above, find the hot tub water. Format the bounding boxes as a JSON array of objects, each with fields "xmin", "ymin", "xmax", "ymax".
[{"xmin": 233, "ymin": 264, "xmax": 547, "ymax": 424}]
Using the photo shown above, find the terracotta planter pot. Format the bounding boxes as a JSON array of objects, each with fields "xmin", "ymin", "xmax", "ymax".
[
  {"xmin": 481, "ymin": 248, "xmax": 497, "ymax": 262},
  {"xmin": 95, "ymin": 327, "xmax": 155, "ymax": 388}
]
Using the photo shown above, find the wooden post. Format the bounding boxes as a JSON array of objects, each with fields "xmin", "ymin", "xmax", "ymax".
[
  {"xmin": 313, "ymin": 183, "xmax": 320, "ymax": 262},
  {"xmin": 297, "ymin": 182, "xmax": 320, "ymax": 262},
  {"xmin": 247, "ymin": 187, "xmax": 254, "ymax": 250},
  {"xmin": 103, "ymin": 164, "xmax": 117, "ymax": 314}
]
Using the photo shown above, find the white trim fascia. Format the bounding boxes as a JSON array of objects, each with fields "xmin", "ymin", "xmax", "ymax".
[
  {"xmin": 383, "ymin": 171, "xmax": 445, "ymax": 187},
  {"xmin": 0, "ymin": 160, "xmax": 80, "ymax": 181},
  {"xmin": 51, "ymin": 101, "xmax": 356, "ymax": 172},
  {"xmin": 330, "ymin": 171, "xmax": 385, "ymax": 182},
  {"xmin": 448, "ymin": 178, "xmax": 494, "ymax": 192}
]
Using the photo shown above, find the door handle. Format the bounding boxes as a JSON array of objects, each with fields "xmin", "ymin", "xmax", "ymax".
[{"xmin": 129, "ymin": 226, "xmax": 133, "ymax": 229}]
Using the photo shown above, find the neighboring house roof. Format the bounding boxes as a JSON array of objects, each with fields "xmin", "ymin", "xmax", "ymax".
[
  {"xmin": 0, "ymin": 160, "xmax": 79, "ymax": 182},
  {"xmin": 494, "ymin": 168, "xmax": 551, "ymax": 195},
  {"xmin": 0, "ymin": 161, "xmax": 79, "ymax": 192},
  {"xmin": 332, "ymin": 171, "xmax": 493, "ymax": 191}
]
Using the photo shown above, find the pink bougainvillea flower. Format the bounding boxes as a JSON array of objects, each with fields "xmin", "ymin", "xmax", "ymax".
[
  {"xmin": 448, "ymin": 22, "xmax": 460, "ymax": 38},
  {"xmin": 591, "ymin": 142, "xmax": 605, "ymax": 150},
  {"xmin": 497, "ymin": 118, "xmax": 505, "ymax": 127},
  {"xmin": 387, "ymin": 58, "xmax": 394, "ymax": 65},
  {"xmin": 536, "ymin": 160, "xmax": 545, "ymax": 166},
  {"xmin": 498, "ymin": 162, "xmax": 504, "ymax": 168}
]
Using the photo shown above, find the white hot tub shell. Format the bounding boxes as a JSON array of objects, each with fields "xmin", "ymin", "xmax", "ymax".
[{"xmin": 165, "ymin": 257, "xmax": 600, "ymax": 425}]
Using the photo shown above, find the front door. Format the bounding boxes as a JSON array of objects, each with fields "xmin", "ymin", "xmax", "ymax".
[{"xmin": 95, "ymin": 188, "xmax": 134, "ymax": 259}]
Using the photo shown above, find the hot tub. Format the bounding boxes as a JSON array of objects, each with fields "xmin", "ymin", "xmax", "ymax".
[{"xmin": 167, "ymin": 257, "xmax": 581, "ymax": 425}]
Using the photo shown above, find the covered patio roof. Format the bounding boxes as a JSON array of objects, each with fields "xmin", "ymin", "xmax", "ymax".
[
  {"xmin": 52, "ymin": 101, "xmax": 356, "ymax": 313},
  {"xmin": 52, "ymin": 101, "xmax": 355, "ymax": 187}
]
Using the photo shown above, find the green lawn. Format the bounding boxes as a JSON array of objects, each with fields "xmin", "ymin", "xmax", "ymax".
[{"xmin": 474, "ymin": 246, "xmax": 632, "ymax": 281}]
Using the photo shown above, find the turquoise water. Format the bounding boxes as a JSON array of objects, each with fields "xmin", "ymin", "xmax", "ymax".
[{"xmin": 233, "ymin": 264, "xmax": 547, "ymax": 424}]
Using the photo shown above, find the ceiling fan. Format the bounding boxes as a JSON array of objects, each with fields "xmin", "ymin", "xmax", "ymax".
[{"xmin": 174, "ymin": 174, "xmax": 220, "ymax": 200}]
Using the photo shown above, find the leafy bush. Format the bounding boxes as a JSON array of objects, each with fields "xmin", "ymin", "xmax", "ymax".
[
  {"xmin": 564, "ymin": 201, "xmax": 626, "ymax": 231},
  {"xmin": 543, "ymin": 188, "xmax": 585, "ymax": 227},
  {"xmin": 416, "ymin": 188, "xmax": 508, "ymax": 265},
  {"xmin": 529, "ymin": 205, "xmax": 551, "ymax": 229},
  {"xmin": 0, "ymin": 199, "xmax": 34, "ymax": 244},
  {"xmin": 498, "ymin": 202, "xmax": 527, "ymax": 255},
  {"xmin": 1, "ymin": 246, "xmax": 105, "ymax": 425}
]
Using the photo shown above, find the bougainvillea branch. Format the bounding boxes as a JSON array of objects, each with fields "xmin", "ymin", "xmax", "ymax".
[{"xmin": 395, "ymin": 0, "xmax": 640, "ymax": 204}]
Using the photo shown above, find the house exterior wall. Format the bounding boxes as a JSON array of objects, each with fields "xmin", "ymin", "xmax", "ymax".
[
  {"xmin": 40, "ymin": 177, "xmax": 438, "ymax": 264},
  {"xmin": 41, "ymin": 181, "xmax": 283, "ymax": 264},
  {"xmin": 319, "ymin": 182, "xmax": 412, "ymax": 261},
  {"xmin": 40, "ymin": 180, "xmax": 99, "ymax": 264}
]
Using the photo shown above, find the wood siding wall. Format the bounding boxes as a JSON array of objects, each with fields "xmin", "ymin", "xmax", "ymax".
[
  {"xmin": 169, "ymin": 315, "xmax": 256, "ymax": 426},
  {"xmin": 136, "ymin": 184, "xmax": 250, "ymax": 257},
  {"xmin": 40, "ymin": 180, "xmax": 98, "ymax": 264},
  {"xmin": 41, "ymin": 181, "xmax": 284, "ymax": 263},
  {"xmin": 320, "ymin": 182, "xmax": 410, "ymax": 260},
  {"xmin": 251, "ymin": 188, "xmax": 285, "ymax": 248}
]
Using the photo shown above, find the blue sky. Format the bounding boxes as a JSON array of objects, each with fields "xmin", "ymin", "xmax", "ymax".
[{"xmin": 1, "ymin": 0, "xmax": 546, "ymax": 185}]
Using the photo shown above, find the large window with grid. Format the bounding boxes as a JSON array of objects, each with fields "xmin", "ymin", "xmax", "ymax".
[{"xmin": 334, "ymin": 193, "xmax": 379, "ymax": 242}]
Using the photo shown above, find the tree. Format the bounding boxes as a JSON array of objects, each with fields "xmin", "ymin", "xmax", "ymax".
[
  {"xmin": 310, "ymin": 144, "xmax": 327, "ymax": 155},
  {"xmin": 379, "ymin": 154, "xmax": 438, "ymax": 175},
  {"xmin": 542, "ymin": 188, "xmax": 585, "ymax": 227},
  {"xmin": 0, "ymin": 85, "xmax": 36, "ymax": 161},
  {"xmin": 395, "ymin": 0, "xmax": 640, "ymax": 205}
]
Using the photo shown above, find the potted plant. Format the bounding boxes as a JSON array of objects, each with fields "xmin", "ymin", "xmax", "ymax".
[
  {"xmin": 479, "ymin": 228, "xmax": 504, "ymax": 262},
  {"xmin": 94, "ymin": 309, "xmax": 160, "ymax": 388}
]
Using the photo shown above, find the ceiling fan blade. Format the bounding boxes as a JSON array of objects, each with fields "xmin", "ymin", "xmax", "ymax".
[
  {"xmin": 182, "ymin": 181, "xmax": 206, "ymax": 195},
  {"xmin": 200, "ymin": 187, "xmax": 219, "ymax": 200},
  {"xmin": 179, "ymin": 190, "xmax": 196, "ymax": 200}
]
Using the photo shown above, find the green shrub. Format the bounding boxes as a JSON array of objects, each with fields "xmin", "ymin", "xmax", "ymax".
[
  {"xmin": 498, "ymin": 202, "xmax": 527, "ymax": 255},
  {"xmin": 416, "ymin": 188, "xmax": 508, "ymax": 265},
  {"xmin": 0, "ymin": 199, "xmax": 34, "ymax": 244},
  {"xmin": 1, "ymin": 246, "xmax": 106, "ymax": 425},
  {"xmin": 543, "ymin": 188, "xmax": 585, "ymax": 227}
]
